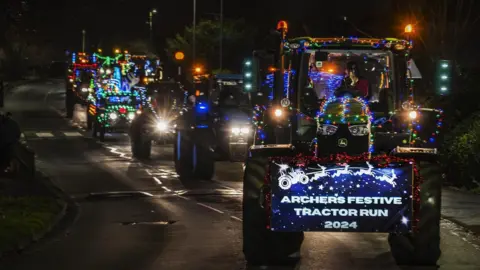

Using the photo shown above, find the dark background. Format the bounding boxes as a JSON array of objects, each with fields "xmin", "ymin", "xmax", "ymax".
[{"xmin": 27, "ymin": 0, "xmax": 395, "ymax": 55}]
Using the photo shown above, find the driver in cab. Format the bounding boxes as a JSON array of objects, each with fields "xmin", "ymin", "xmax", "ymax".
[{"xmin": 335, "ymin": 62, "xmax": 369, "ymax": 98}]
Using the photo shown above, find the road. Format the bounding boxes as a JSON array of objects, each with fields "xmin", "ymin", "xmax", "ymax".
[{"xmin": 1, "ymin": 79, "xmax": 480, "ymax": 270}]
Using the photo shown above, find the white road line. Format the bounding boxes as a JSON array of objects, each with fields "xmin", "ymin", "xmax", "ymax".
[
  {"xmin": 152, "ymin": 177, "xmax": 162, "ymax": 184},
  {"xmin": 36, "ymin": 132, "xmax": 55, "ymax": 137},
  {"xmin": 231, "ymin": 216, "xmax": 242, "ymax": 222},
  {"xmin": 146, "ymin": 170, "xmax": 153, "ymax": 175},
  {"xmin": 161, "ymin": 186, "xmax": 172, "ymax": 192},
  {"xmin": 176, "ymin": 195, "xmax": 190, "ymax": 200},
  {"xmin": 197, "ymin": 203, "xmax": 224, "ymax": 214},
  {"xmin": 62, "ymin": 131, "xmax": 83, "ymax": 137}
]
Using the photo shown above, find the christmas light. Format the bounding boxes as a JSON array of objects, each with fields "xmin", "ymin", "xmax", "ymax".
[{"xmin": 274, "ymin": 161, "xmax": 399, "ymax": 190}]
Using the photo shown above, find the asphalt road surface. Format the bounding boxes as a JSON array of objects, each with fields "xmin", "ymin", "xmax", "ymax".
[{"xmin": 2, "ymin": 80, "xmax": 480, "ymax": 270}]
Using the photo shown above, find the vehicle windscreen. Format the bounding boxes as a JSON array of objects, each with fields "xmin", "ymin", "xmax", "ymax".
[
  {"xmin": 215, "ymin": 81, "xmax": 249, "ymax": 107},
  {"xmin": 76, "ymin": 69, "xmax": 92, "ymax": 83},
  {"xmin": 306, "ymin": 50, "xmax": 393, "ymax": 112}
]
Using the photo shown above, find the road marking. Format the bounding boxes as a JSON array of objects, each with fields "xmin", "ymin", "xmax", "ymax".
[
  {"xmin": 176, "ymin": 195, "xmax": 190, "ymax": 200},
  {"xmin": 36, "ymin": 132, "xmax": 54, "ymax": 137},
  {"xmin": 161, "ymin": 186, "xmax": 172, "ymax": 192},
  {"xmin": 146, "ymin": 170, "xmax": 153, "ymax": 175},
  {"xmin": 197, "ymin": 203, "xmax": 224, "ymax": 214},
  {"xmin": 62, "ymin": 131, "xmax": 83, "ymax": 137},
  {"xmin": 231, "ymin": 216, "xmax": 242, "ymax": 222},
  {"xmin": 152, "ymin": 177, "xmax": 162, "ymax": 184}
]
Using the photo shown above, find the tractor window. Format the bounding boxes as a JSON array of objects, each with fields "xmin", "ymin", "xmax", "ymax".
[
  {"xmin": 215, "ymin": 81, "xmax": 249, "ymax": 108},
  {"xmin": 306, "ymin": 50, "xmax": 392, "ymax": 113}
]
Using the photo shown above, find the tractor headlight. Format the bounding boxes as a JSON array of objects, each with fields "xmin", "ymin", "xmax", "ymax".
[
  {"xmin": 127, "ymin": 112, "xmax": 135, "ymax": 120},
  {"xmin": 109, "ymin": 112, "xmax": 118, "ymax": 120},
  {"xmin": 156, "ymin": 120, "xmax": 168, "ymax": 131},
  {"xmin": 348, "ymin": 124, "xmax": 370, "ymax": 136},
  {"xmin": 240, "ymin": 127, "xmax": 249, "ymax": 134},
  {"xmin": 231, "ymin": 126, "xmax": 250, "ymax": 135},
  {"xmin": 274, "ymin": 109, "xmax": 282, "ymax": 117},
  {"xmin": 317, "ymin": 124, "xmax": 338, "ymax": 136},
  {"xmin": 409, "ymin": 111, "xmax": 417, "ymax": 119},
  {"xmin": 81, "ymin": 88, "xmax": 88, "ymax": 92}
]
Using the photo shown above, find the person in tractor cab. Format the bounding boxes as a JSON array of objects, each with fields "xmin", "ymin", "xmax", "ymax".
[
  {"xmin": 335, "ymin": 61, "xmax": 369, "ymax": 98},
  {"xmin": 347, "ymin": 62, "xmax": 369, "ymax": 96}
]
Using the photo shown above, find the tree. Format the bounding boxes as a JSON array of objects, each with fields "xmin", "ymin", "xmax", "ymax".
[
  {"xmin": 395, "ymin": 0, "xmax": 480, "ymax": 65},
  {"xmin": 165, "ymin": 19, "xmax": 255, "ymax": 75}
]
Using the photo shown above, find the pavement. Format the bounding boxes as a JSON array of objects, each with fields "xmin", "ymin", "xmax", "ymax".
[{"xmin": 1, "ymin": 79, "xmax": 480, "ymax": 269}]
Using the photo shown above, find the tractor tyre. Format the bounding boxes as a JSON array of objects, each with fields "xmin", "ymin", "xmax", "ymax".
[
  {"xmin": 130, "ymin": 119, "xmax": 152, "ymax": 159},
  {"xmin": 388, "ymin": 162, "xmax": 442, "ymax": 266},
  {"xmin": 66, "ymin": 90, "xmax": 74, "ymax": 118},
  {"xmin": 243, "ymin": 154, "xmax": 304, "ymax": 266}
]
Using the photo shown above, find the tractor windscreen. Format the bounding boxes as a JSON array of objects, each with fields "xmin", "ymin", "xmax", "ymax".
[
  {"xmin": 215, "ymin": 80, "xmax": 249, "ymax": 108},
  {"xmin": 306, "ymin": 50, "xmax": 393, "ymax": 112}
]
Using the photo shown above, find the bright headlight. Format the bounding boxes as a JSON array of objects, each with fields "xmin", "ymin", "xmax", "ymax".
[
  {"xmin": 409, "ymin": 111, "xmax": 417, "ymax": 119},
  {"xmin": 231, "ymin": 127, "xmax": 240, "ymax": 134},
  {"xmin": 274, "ymin": 109, "xmax": 282, "ymax": 117},
  {"xmin": 240, "ymin": 127, "xmax": 249, "ymax": 134},
  {"xmin": 317, "ymin": 124, "xmax": 338, "ymax": 136},
  {"xmin": 157, "ymin": 121, "xmax": 168, "ymax": 131},
  {"xmin": 109, "ymin": 112, "xmax": 117, "ymax": 120},
  {"xmin": 81, "ymin": 88, "xmax": 88, "ymax": 92},
  {"xmin": 106, "ymin": 69, "xmax": 112, "ymax": 74},
  {"xmin": 348, "ymin": 124, "xmax": 370, "ymax": 136},
  {"xmin": 127, "ymin": 112, "xmax": 135, "ymax": 120}
]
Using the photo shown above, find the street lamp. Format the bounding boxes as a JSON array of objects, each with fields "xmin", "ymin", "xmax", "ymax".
[
  {"xmin": 193, "ymin": 0, "xmax": 196, "ymax": 64},
  {"xmin": 149, "ymin": 9, "xmax": 157, "ymax": 46},
  {"xmin": 219, "ymin": 0, "xmax": 223, "ymax": 71},
  {"xmin": 82, "ymin": 30, "xmax": 86, "ymax": 53}
]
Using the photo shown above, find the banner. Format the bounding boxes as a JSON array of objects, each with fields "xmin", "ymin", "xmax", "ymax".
[{"xmin": 270, "ymin": 161, "xmax": 413, "ymax": 233}]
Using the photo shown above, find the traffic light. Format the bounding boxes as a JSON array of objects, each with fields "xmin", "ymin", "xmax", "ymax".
[
  {"xmin": 435, "ymin": 60, "xmax": 452, "ymax": 95},
  {"xmin": 243, "ymin": 58, "xmax": 257, "ymax": 92}
]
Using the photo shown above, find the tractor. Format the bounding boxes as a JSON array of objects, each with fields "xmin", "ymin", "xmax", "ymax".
[
  {"xmin": 172, "ymin": 72, "xmax": 254, "ymax": 180},
  {"xmin": 242, "ymin": 21, "xmax": 443, "ymax": 267},
  {"xmin": 65, "ymin": 52, "xmax": 98, "ymax": 118}
]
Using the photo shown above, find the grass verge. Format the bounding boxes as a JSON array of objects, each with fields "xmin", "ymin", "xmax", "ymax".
[{"xmin": 0, "ymin": 196, "xmax": 62, "ymax": 253}]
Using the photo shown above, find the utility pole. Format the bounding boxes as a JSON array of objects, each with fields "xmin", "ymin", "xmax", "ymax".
[
  {"xmin": 219, "ymin": 0, "xmax": 223, "ymax": 71},
  {"xmin": 193, "ymin": 0, "xmax": 196, "ymax": 64},
  {"xmin": 82, "ymin": 30, "xmax": 86, "ymax": 53}
]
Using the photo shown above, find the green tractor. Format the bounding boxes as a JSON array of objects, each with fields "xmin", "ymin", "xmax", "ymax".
[{"xmin": 242, "ymin": 21, "xmax": 443, "ymax": 266}]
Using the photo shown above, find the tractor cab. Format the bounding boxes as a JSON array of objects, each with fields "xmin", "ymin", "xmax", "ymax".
[{"xmin": 250, "ymin": 33, "xmax": 441, "ymax": 154}]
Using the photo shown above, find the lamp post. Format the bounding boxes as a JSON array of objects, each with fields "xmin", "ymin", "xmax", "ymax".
[
  {"xmin": 82, "ymin": 30, "xmax": 86, "ymax": 53},
  {"xmin": 219, "ymin": 0, "xmax": 223, "ymax": 71},
  {"xmin": 193, "ymin": 0, "xmax": 196, "ymax": 64},
  {"xmin": 149, "ymin": 9, "xmax": 157, "ymax": 46}
]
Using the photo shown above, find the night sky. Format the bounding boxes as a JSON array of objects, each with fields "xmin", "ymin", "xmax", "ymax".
[{"xmin": 30, "ymin": 0, "xmax": 395, "ymax": 52}]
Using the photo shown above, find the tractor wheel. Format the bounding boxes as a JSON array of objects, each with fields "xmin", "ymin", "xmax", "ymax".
[
  {"xmin": 174, "ymin": 130, "xmax": 193, "ymax": 177},
  {"xmin": 99, "ymin": 125, "xmax": 106, "ymax": 142},
  {"xmin": 388, "ymin": 162, "xmax": 442, "ymax": 266},
  {"xmin": 243, "ymin": 154, "xmax": 304, "ymax": 266},
  {"xmin": 65, "ymin": 90, "xmax": 74, "ymax": 118},
  {"xmin": 86, "ymin": 110, "xmax": 93, "ymax": 130},
  {"xmin": 130, "ymin": 119, "xmax": 152, "ymax": 159},
  {"xmin": 92, "ymin": 119, "xmax": 98, "ymax": 138},
  {"xmin": 174, "ymin": 129, "xmax": 214, "ymax": 180}
]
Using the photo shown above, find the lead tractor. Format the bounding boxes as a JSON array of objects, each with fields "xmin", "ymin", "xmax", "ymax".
[{"xmin": 242, "ymin": 21, "xmax": 443, "ymax": 266}]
